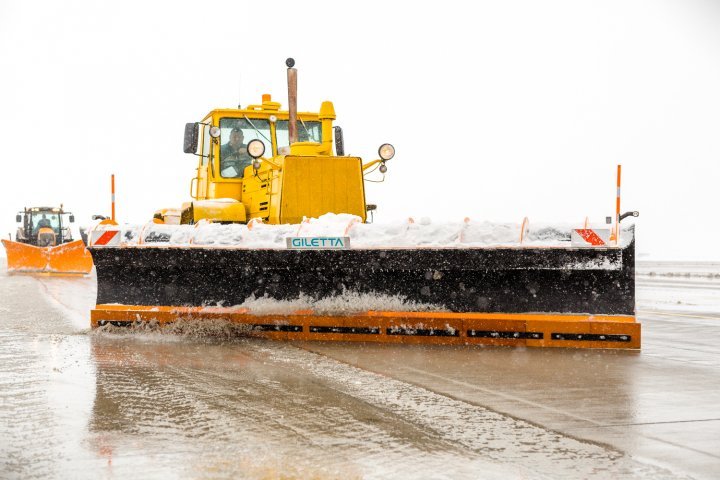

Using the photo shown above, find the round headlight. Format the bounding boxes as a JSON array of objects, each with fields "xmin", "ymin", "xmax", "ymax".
[
  {"xmin": 209, "ymin": 126, "xmax": 221, "ymax": 138},
  {"xmin": 247, "ymin": 139, "xmax": 265, "ymax": 159},
  {"xmin": 378, "ymin": 143, "xmax": 395, "ymax": 161}
]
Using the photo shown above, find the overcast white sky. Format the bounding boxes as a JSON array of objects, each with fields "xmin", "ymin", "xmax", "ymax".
[{"xmin": 1, "ymin": 0, "xmax": 719, "ymax": 260}]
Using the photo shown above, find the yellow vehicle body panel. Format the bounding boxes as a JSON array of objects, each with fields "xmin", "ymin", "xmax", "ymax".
[
  {"xmin": 207, "ymin": 180, "xmax": 243, "ymax": 201},
  {"xmin": 190, "ymin": 200, "xmax": 247, "ymax": 223},
  {"xmin": 278, "ymin": 156, "xmax": 366, "ymax": 224}
]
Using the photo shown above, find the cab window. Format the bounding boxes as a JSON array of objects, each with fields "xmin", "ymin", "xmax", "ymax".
[
  {"xmin": 276, "ymin": 120, "xmax": 322, "ymax": 151},
  {"xmin": 31, "ymin": 212, "xmax": 60, "ymax": 234},
  {"xmin": 219, "ymin": 118, "xmax": 271, "ymax": 178}
]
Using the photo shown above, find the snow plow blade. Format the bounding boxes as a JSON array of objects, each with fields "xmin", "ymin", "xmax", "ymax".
[
  {"xmin": 89, "ymin": 231, "xmax": 639, "ymax": 350},
  {"xmin": 91, "ymin": 306, "xmax": 639, "ymax": 349},
  {"xmin": 2, "ymin": 239, "xmax": 93, "ymax": 276}
]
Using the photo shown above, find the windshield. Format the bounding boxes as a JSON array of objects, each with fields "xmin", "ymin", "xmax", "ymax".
[
  {"xmin": 31, "ymin": 212, "xmax": 60, "ymax": 234},
  {"xmin": 219, "ymin": 117, "xmax": 272, "ymax": 178},
  {"xmin": 276, "ymin": 120, "xmax": 322, "ymax": 151}
]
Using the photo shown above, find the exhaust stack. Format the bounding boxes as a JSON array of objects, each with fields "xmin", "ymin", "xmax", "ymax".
[{"xmin": 286, "ymin": 58, "xmax": 298, "ymax": 144}]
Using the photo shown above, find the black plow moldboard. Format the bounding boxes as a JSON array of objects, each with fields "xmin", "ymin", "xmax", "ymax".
[{"xmin": 90, "ymin": 233, "xmax": 635, "ymax": 315}]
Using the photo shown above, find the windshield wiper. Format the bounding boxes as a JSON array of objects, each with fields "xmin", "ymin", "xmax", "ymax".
[
  {"xmin": 243, "ymin": 115, "xmax": 271, "ymax": 143},
  {"xmin": 299, "ymin": 117, "xmax": 311, "ymax": 138}
]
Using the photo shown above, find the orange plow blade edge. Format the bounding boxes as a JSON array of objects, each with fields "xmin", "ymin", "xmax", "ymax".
[
  {"xmin": 91, "ymin": 305, "xmax": 640, "ymax": 349},
  {"xmin": 2, "ymin": 239, "xmax": 93, "ymax": 275}
]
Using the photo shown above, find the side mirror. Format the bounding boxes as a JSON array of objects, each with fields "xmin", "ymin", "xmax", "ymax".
[
  {"xmin": 334, "ymin": 126, "xmax": 345, "ymax": 156},
  {"xmin": 183, "ymin": 122, "xmax": 199, "ymax": 154},
  {"xmin": 15, "ymin": 214, "xmax": 21, "ymax": 223},
  {"xmin": 69, "ymin": 215, "xmax": 75, "ymax": 223},
  {"xmin": 92, "ymin": 214, "xmax": 108, "ymax": 221},
  {"xmin": 619, "ymin": 211, "xmax": 639, "ymax": 222}
]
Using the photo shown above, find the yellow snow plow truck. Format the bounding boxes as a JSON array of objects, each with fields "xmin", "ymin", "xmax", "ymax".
[
  {"xmin": 3, "ymin": 206, "xmax": 93, "ymax": 276},
  {"xmin": 88, "ymin": 59, "xmax": 640, "ymax": 349}
]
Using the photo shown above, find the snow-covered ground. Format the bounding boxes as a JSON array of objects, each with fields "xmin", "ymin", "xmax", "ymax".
[
  {"xmin": 637, "ymin": 261, "xmax": 720, "ymax": 278},
  {"xmin": 637, "ymin": 261, "xmax": 720, "ymax": 315}
]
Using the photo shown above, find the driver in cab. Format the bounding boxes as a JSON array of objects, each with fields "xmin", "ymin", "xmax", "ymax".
[
  {"xmin": 220, "ymin": 127, "xmax": 252, "ymax": 178},
  {"xmin": 35, "ymin": 214, "xmax": 51, "ymax": 231}
]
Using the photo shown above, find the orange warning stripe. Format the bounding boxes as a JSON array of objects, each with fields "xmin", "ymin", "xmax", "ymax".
[
  {"xmin": 575, "ymin": 229, "xmax": 606, "ymax": 246},
  {"xmin": 93, "ymin": 230, "xmax": 119, "ymax": 246},
  {"xmin": 91, "ymin": 305, "xmax": 640, "ymax": 349}
]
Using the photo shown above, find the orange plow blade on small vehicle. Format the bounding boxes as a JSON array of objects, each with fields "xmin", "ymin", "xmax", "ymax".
[{"xmin": 2, "ymin": 239, "xmax": 93, "ymax": 276}]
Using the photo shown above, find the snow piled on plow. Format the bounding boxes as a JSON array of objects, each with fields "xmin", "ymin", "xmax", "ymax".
[{"xmin": 97, "ymin": 213, "xmax": 632, "ymax": 249}]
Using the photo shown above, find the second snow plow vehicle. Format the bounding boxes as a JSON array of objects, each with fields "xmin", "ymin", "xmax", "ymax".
[
  {"xmin": 3, "ymin": 206, "xmax": 93, "ymax": 276},
  {"xmin": 89, "ymin": 59, "xmax": 639, "ymax": 349}
]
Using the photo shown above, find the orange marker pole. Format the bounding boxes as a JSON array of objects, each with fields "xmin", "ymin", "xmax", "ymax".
[
  {"xmin": 615, "ymin": 165, "xmax": 621, "ymax": 245},
  {"xmin": 111, "ymin": 174, "xmax": 116, "ymax": 222}
]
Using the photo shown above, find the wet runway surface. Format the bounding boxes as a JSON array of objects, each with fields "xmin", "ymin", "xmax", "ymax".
[{"xmin": 1, "ymin": 262, "xmax": 718, "ymax": 479}]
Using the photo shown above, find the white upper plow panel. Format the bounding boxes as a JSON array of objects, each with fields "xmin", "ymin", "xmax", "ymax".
[{"xmin": 88, "ymin": 213, "xmax": 634, "ymax": 250}]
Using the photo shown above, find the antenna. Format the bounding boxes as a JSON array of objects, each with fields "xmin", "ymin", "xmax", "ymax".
[{"xmin": 237, "ymin": 74, "xmax": 242, "ymax": 109}]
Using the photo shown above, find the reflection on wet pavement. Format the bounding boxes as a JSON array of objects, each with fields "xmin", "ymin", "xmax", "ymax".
[{"xmin": 88, "ymin": 336, "xmax": 512, "ymax": 479}]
